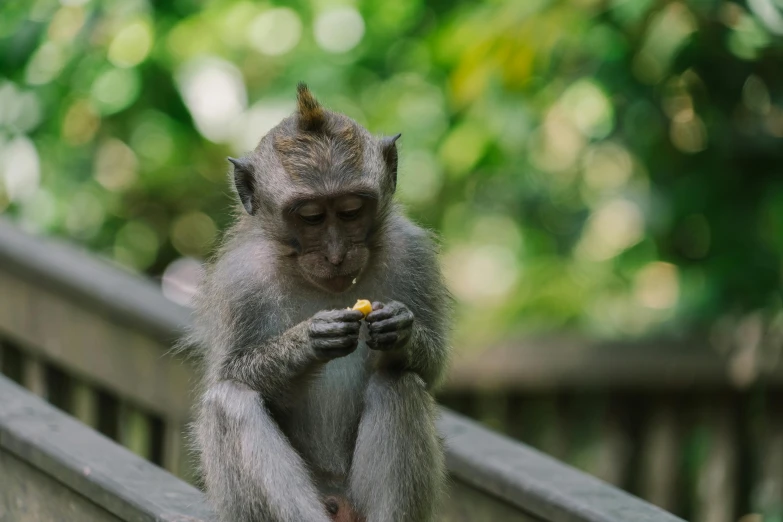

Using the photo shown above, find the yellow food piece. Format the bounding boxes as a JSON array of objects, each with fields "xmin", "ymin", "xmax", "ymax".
[{"xmin": 352, "ymin": 299, "xmax": 372, "ymax": 317}]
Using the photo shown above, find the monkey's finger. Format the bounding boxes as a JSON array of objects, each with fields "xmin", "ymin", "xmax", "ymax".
[
  {"xmin": 313, "ymin": 309, "xmax": 364, "ymax": 323},
  {"xmin": 310, "ymin": 320, "xmax": 361, "ymax": 338},
  {"xmin": 366, "ymin": 302, "xmax": 411, "ymax": 323},
  {"xmin": 365, "ymin": 307, "xmax": 395, "ymax": 322},
  {"xmin": 367, "ymin": 332, "xmax": 398, "ymax": 350},
  {"xmin": 367, "ymin": 314, "xmax": 414, "ymax": 333},
  {"xmin": 371, "ymin": 302, "xmax": 384, "ymax": 311}
]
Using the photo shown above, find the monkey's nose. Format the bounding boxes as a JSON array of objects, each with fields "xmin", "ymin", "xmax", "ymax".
[{"xmin": 325, "ymin": 252, "xmax": 345, "ymax": 266}]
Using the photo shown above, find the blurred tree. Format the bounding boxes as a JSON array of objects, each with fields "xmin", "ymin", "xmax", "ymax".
[{"xmin": 1, "ymin": 0, "xmax": 783, "ymax": 344}]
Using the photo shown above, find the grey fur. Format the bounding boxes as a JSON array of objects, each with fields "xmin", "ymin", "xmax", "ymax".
[{"xmin": 188, "ymin": 86, "xmax": 451, "ymax": 522}]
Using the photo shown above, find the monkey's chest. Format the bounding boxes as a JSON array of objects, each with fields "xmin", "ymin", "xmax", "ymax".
[{"xmin": 281, "ymin": 340, "xmax": 373, "ymax": 483}]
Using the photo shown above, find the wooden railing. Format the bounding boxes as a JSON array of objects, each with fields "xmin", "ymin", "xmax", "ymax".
[
  {"xmin": 0, "ymin": 374, "xmax": 212, "ymax": 521},
  {"xmin": 441, "ymin": 339, "xmax": 783, "ymax": 520},
  {"xmin": 0, "ymin": 217, "xmax": 685, "ymax": 521}
]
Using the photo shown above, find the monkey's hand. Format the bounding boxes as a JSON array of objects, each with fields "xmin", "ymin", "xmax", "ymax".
[
  {"xmin": 309, "ymin": 309, "xmax": 364, "ymax": 361},
  {"xmin": 365, "ymin": 301, "xmax": 414, "ymax": 351}
]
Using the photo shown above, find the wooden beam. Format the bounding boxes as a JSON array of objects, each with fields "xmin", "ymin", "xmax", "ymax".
[{"xmin": 0, "ymin": 375, "xmax": 213, "ymax": 521}]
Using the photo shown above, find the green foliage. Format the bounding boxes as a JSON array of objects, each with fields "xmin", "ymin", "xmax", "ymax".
[{"xmin": 2, "ymin": 0, "xmax": 783, "ymax": 341}]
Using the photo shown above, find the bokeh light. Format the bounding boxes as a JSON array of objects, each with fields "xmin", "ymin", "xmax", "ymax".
[
  {"xmin": 176, "ymin": 57, "xmax": 247, "ymax": 143},
  {"xmin": 576, "ymin": 199, "xmax": 645, "ymax": 261},
  {"xmin": 108, "ymin": 19, "xmax": 154, "ymax": 68},
  {"xmin": 171, "ymin": 212, "xmax": 217, "ymax": 258},
  {"xmin": 314, "ymin": 7, "xmax": 365, "ymax": 53},
  {"xmin": 94, "ymin": 139, "xmax": 138, "ymax": 192},
  {"xmin": 162, "ymin": 257, "xmax": 204, "ymax": 307},
  {"xmin": 0, "ymin": 0, "xmax": 782, "ymax": 346},
  {"xmin": 25, "ymin": 42, "xmax": 68, "ymax": 85},
  {"xmin": 114, "ymin": 220, "xmax": 159, "ymax": 271},
  {"xmin": 634, "ymin": 262, "xmax": 680, "ymax": 310},
  {"xmin": 0, "ymin": 136, "xmax": 40, "ymax": 203},
  {"xmin": 247, "ymin": 8, "xmax": 302, "ymax": 56},
  {"xmin": 90, "ymin": 68, "xmax": 142, "ymax": 115}
]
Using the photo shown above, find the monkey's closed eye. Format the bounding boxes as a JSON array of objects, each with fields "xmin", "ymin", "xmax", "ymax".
[
  {"xmin": 299, "ymin": 213, "xmax": 325, "ymax": 225},
  {"xmin": 337, "ymin": 208, "xmax": 361, "ymax": 221}
]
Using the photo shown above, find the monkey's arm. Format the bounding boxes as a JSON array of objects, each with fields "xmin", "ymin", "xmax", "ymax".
[
  {"xmin": 219, "ymin": 308, "xmax": 363, "ymax": 403},
  {"xmin": 220, "ymin": 321, "xmax": 312, "ymax": 402},
  {"xmin": 367, "ymin": 300, "xmax": 449, "ymax": 389},
  {"xmin": 405, "ymin": 310, "xmax": 450, "ymax": 388},
  {"xmin": 367, "ymin": 232, "xmax": 451, "ymax": 389}
]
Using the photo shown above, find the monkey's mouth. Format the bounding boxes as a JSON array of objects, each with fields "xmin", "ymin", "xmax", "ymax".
[{"xmin": 317, "ymin": 274, "xmax": 357, "ymax": 294}]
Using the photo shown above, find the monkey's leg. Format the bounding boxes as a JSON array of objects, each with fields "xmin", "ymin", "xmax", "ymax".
[
  {"xmin": 198, "ymin": 380, "xmax": 331, "ymax": 522},
  {"xmin": 347, "ymin": 371, "xmax": 446, "ymax": 522}
]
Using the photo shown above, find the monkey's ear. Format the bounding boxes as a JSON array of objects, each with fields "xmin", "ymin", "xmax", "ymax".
[
  {"xmin": 228, "ymin": 157, "xmax": 256, "ymax": 214},
  {"xmin": 296, "ymin": 82, "xmax": 325, "ymax": 132},
  {"xmin": 381, "ymin": 133, "xmax": 401, "ymax": 192}
]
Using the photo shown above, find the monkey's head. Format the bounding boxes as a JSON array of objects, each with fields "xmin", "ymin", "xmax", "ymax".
[{"xmin": 228, "ymin": 83, "xmax": 400, "ymax": 294}]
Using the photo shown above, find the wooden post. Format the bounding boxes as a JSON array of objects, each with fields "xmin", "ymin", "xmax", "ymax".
[
  {"xmin": 639, "ymin": 397, "xmax": 680, "ymax": 512},
  {"xmin": 163, "ymin": 418, "xmax": 182, "ymax": 476},
  {"xmin": 0, "ymin": 339, "xmax": 23, "ymax": 383},
  {"xmin": 757, "ymin": 392, "xmax": 783, "ymax": 519},
  {"xmin": 24, "ymin": 357, "xmax": 47, "ymax": 399},
  {"xmin": 585, "ymin": 394, "xmax": 631, "ymax": 487},
  {"xmin": 473, "ymin": 389, "xmax": 508, "ymax": 434},
  {"xmin": 45, "ymin": 365, "xmax": 74, "ymax": 413},
  {"xmin": 119, "ymin": 403, "xmax": 152, "ymax": 460},
  {"xmin": 506, "ymin": 393, "xmax": 568, "ymax": 461},
  {"xmin": 96, "ymin": 389, "xmax": 120, "ymax": 441},
  {"xmin": 693, "ymin": 395, "xmax": 738, "ymax": 522},
  {"xmin": 72, "ymin": 381, "xmax": 98, "ymax": 428}
]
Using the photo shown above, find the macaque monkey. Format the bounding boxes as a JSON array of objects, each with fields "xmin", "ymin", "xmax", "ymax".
[{"xmin": 189, "ymin": 84, "xmax": 451, "ymax": 522}]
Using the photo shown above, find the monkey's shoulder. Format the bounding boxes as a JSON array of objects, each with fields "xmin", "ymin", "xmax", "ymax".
[
  {"xmin": 384, "ymin": 215, "xmax": 440, "ymax": 274},
  {"xmin": 380, "ymin": 213, "xmax": 448, "ymax": 308},
  {"xmin": 210, "ymin": 234, "xmax": 278, "ymax": 283},
  {"xmin": 385, "ymin": 213, "xmax": 441, "ymax": 260}
]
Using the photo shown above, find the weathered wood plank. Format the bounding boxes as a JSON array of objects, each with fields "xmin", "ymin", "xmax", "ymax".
[
  {"xmin": 0, "ymin": 271, "xmax": 196, "ymax": 419},
  {"xmin": 0, "ymin": 451, "xmax": 123, "ymax": 522},
  {"xmin": 0, "ymin": 375, "xmax": 213, "ymax": 522},
  {"xmin": 442, "ymin": 479, "xmax": 543, "ymax": 521},
  {"xmin": 446, "ymin": 335, "xmax": 783, "ymax": 391},
  {"xmin": 438, "ymin": 409, "xmax": 685, "ymax": 522},
  {"xmin": 0, "ymin": 219, "xmax": 190, "ymax": 344}
]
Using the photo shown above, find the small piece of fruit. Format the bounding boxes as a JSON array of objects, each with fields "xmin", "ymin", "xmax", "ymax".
[{"xmin": 352, "ymin": 299, "xmax": 372, "ymax": 317}]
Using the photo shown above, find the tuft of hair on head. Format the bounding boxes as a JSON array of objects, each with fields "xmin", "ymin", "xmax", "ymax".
[{"xmin": 296, "ymin": 82, "xmax": 326, "ymax": 132}]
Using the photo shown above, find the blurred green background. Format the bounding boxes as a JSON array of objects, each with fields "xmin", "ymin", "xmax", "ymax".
[
  {"xmin": 2, "ymin": 0, "xmax": 783, "ymax": 345},
  {"xmin": 3, "ymin": 1, "xmax": 783, "ymax": 519}
]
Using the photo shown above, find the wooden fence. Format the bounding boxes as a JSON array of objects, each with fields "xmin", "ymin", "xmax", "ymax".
[
  {"xmin": 0, "ymin": 216, "xmax": 752, "ymax": 520},
  {"xmin": 1, "ymin": 370, "xmax": 685, "ymax": 522},
  {"xmin": 439, "ymin": 333, "xmax": 783, "ymax": 521}
]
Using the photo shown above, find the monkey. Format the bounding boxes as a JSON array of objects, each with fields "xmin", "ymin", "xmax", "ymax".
[{"xmin": 188, "ymin": 83, "xmax": 451, "ymax": 522}]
